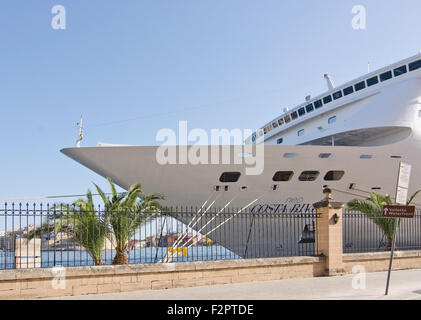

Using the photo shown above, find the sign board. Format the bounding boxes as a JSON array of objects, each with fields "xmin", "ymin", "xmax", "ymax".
[
  {"xmin": 395, "ymin": 162, "xmax": 412, "ymax": 205},
  {"xmin": 382, "ymin": 205, "xmax": 415, "ymax": 218}
]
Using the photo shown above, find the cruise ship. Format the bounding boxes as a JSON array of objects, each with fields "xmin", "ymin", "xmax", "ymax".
[{"xmin": 61, "ymin": 53, "xmax": 421, "ymax": 257}]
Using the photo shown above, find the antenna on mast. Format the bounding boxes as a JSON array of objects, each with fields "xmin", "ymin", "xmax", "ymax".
[{"xmin": 76, "ymin": 116, "xmax": 83, "ymax": 148}]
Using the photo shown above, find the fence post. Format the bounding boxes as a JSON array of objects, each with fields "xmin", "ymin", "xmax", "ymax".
[{"xmin": 313, "ymin": 188, "xmax": 345, "ymax": 276}]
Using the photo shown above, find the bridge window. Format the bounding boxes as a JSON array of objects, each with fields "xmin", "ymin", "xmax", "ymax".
[
  {"xmin": 394, "ymin": 65, "xmax": 407, "ymax": 77},
  {"xmin": 299, "ymin": 171, "xmax": 320, "ymax": 182},
  {"xmin": 298, "ymin": 129, "xmax": 305, "ymax": 136},
  {"xmin": 409, "ymin": 59, "xmax": 421, "ymax": 71},
  {"xmin": 278, "ymin": 118, "xmax": 284, "ymax": 126},
  {"xmin": 333, "ymin": 91, "xmax": 343, "ymax": 100},
  {"xmin": 324, "ymin": 170, "xmax": 345, "ymax": 181},
  {"xmin": 314, "ymin": 100, "xmax": 323, "ymax": 109},
  {"xmin": 355, "ymin": 81, "xmax": 366, "ymax": 91},
  {"xmin": 323, "ymin": 95, "xmax": 332, "ymax": 104},
  {"xmin": 277, "ymin": 138, "xmax": 283, "ymax": 145},
  {"xmin": 306, "ymin": 103, "xmax": 314, "ymax": 113},
  {"xmin": 219, "ymin": 172, "xmax": 241, "ymax": 183},
  {"xmin": 328, "ymin": 116, "xmax": 337, "ymax": 124},
  {"xmin": 291, "ymin": 111, "xmax": 298, "ymax": 120},
  {"xmin": 298, "ymin": 107, "xmax": 306, "ymax": 116},
  {"xmin": 380, "ymin": 71, "xmax": 392, "ymax": 82},
  {"xmin": 273, "ymin": 122, "xmax": 278, "ymax": 128},
  {"xmin": 367, "ymin": 76, "xmax": 379, "ymax": 86},
  {"xmin": 273, "ymin": 171, "xmax": 294, "ymax": 182},
  {"xmin": 343, "ymin": 86, "xmax": 354, "ymax": 96},
  {"xmin": 284, "ymin": 114, "xmax": 291, "ymax": 123}
]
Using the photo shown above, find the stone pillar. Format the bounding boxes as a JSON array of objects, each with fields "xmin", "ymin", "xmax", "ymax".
[
  {"xmin": 313, "ymin": 189, "xmax": 345, "ymax": 276},
  {"xmin": 15, "ymin": 238, "xmax": 41, "ymax": 269}
]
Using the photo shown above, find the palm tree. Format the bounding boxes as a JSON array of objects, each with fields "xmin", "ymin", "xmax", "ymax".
[
  {"xmin": 26, "ymin": 191, "xmax": 108, "ymax": 265},
  {"xmin": 58, "ymin": 191, "xmax": 108, "ymax": 265},
  {"xmin": 347, "ymin": 190, "xmax": 421, "ymax": 251},
  {"xmin": 94, "ymin": 178, "xmax": 165, "ymax": 265}
]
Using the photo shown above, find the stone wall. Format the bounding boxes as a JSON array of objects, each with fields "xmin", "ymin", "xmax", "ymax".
[
  {"xmin": 0, "ymin": 256, "xmax": 325, "ymax": 299},
  {"xmin": 1, "ymin": 251, "xmax": 421, "ymax": 299}
]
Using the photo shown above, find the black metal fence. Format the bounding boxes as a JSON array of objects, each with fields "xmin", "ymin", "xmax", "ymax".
[
  {"xmin": 343, "ymin": 210, "xmax": 421, "ymax": 253},
  {"xmin": 0, "ymin": 203, "xmax": 319, "ymax": 270},
  {"xmin": 3, "ymin": 203, "xmax": 420, "ymax": 269}
]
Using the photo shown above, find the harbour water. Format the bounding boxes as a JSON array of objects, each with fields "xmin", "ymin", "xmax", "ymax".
[{"xmin": 0, "ymin": 245, "xmax": 240, "ymax": 269}]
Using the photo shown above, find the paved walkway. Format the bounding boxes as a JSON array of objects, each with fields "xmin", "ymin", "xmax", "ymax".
[{"xmin": 46, "ymin": 269, "xmax": 421, "ymax": 300}]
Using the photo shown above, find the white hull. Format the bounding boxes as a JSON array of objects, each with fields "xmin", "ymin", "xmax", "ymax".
[{"xmin": 61, "ymin": 54, "xmax": 421, "ymax": 257}]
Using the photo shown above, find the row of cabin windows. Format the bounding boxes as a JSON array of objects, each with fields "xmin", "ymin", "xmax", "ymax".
[
  {"xmin": 276, "ymin": 116, "xmax": 336, "ymax": 144},
  {"xmin": 254, "ymin": 58, "xmax": 421, "ymax": 142},
  {"xmin": 219, "ymin": 170, "xmax": 345, "ymax": 183}
]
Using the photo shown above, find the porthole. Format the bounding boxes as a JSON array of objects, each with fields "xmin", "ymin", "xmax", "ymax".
[
  {"xmin": 273, "ymin": 171, "xmax": 294, "ymax": 182},
  {"xmin": 284, "ymin": 153, "xmax": 298, "ymax": 159},
  {"xmin": 324, "ymin": 171, "xmax": 345, "ymax": 181},
  {"xmin": 319, "ymin": 153, "xmax": 332, "ymax": 159},
  {"xmin": 219, "ymin": 172, "xmax": 241, "ymax": 183},
  {"xmin": 299, "ymin": 171, "xmax": 320, "ymax": 182}
]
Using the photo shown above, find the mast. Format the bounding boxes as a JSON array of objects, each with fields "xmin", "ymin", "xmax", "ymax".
[{"xmin": 76, "ymin": 116, "xmax": 83, "ymax": 148}]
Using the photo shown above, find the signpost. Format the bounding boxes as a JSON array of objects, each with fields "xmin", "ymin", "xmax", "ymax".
[{"xmin": 384, "ymin": 162, "xmax": 413, "ymax": 295}]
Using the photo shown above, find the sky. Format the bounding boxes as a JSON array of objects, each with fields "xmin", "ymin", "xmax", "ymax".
[{"xmin": 1, "ymin": 0, "xmax": 421, "ymax": 203}]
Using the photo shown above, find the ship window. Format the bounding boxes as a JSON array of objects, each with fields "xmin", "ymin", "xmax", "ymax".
[
  {"xmin": 409, "ymin": 59, "xmax": 421, "ymax": 71},
  {"xmin": 298, "ymin": 107, "xmax": 306, "ymax": 116},
  {"xmin": 323, "ymin": 95, "xmax": 332, "ymax": 104},
  {"xmin": 284, "ymin": 115, "xmax": 291, "ymax": 123},
  {"xmin": 394, "ymin": 65, "xmax": 407, "ymax": 77},
  {"xmin": 380, "ymin": 71, "xmax": 392, "ymax": 82},
  {"xmin": 291, "ymin": 111, "xmax": 298, "ymax": 120},
  {"xmin": 273, "ymin": 171, "xmax": 294, "ymax": 182},
  {"xmin": 324, "ymin": 170, "xmax": 345, "ymax": 181},
  {"xmin": 299, "ymin": 171, "xmax": 320, "ymax": 182},
  {"xmin": 273, "ymin": 122, "xmax": 278, "ymax": 128},
  {"xmin": 319, "ymin": 153, "xmax": 332, "ymax": 159},
  {"xmin": 360, "ymin": 154, "xmax": 373, "ymax": 159},
  {"xmin": 268, "ymin": 124, "xmax": 273, "ymax": 131},
  {"xmin": 278, "ymin": 118, "xmax": 284, "ymax": 126},
  {"xmin": 277, "ymin": 138, "xmax": 283, "ymax": 145},
  {"xmin": 367, "ymin": 76, "xmax": 379, "ymax": 86},
  {"xmin": 314, "ymin": 100, "xmax": 323, "ymax": 109},
  {"xmin": 305, "ymin": 103, "xmax": 314, "ymax": 113},
  {"xmin": 284, "ymin": 153, "xmax": 298, "ymax": 158},
  {"xmin": 333, "ymin": 91, "xmax": 343, "ymax": 100},
  {"xmin": 219, "ymin": 172, "xmax": 241, "ymax": 183},
  {"xmin": 343, "ymin": 86, "xmax": 354, "ymax": 96},
  {"xmin": 328, "ymin": 116, "xmax": 337, "ymax": 124},
  {"xmin": 264, "ymin": 127, "xmax": 267, "ymax": 134},
  {"xmin": 297, "ymin": 129, "xmax": 304, "ymax": 136},
  {"xmin": 355, "ymin": 81, "xmax": 366, "ymax": 91}
]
